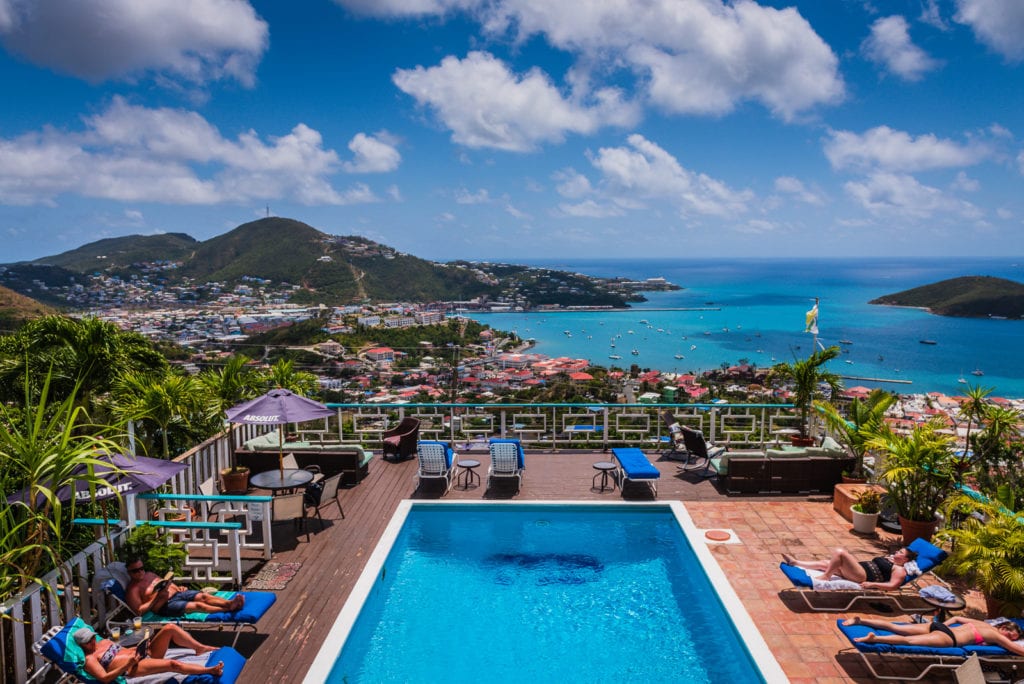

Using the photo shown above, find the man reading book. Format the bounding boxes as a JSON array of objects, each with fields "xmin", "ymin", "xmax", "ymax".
[{"xmin": 125, "ymin": 557, "xmax": 244, "ymax": 617}]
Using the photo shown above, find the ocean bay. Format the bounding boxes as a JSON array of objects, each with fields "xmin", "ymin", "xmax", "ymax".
[{"xmin": 473, "ymin": 257, "xmax": 1024, "ymax": 399}]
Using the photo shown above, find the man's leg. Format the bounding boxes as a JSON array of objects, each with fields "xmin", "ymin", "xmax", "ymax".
[{"xmin": 148, "ymin": 624, "xmax": 216, "ymax": 658}]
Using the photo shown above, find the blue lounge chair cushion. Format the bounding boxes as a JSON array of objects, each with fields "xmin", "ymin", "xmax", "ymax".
[
  {"xmin": 38, "ymin": 617, "xmax": 248, "ymax": 684},
  {"xmin": 611, "ymin": 448, "xmax": 660, "ymax": 479},
  {"xmin": 489, "ymin": 439, "xmax": 525, "ymax": 469},
  {"xmin": 837, "ymin": 618, "xmax": 1024, "ymax": 658},
  {"xmin": 103, "ymin": 580, "xmax": 276, "ymax": 623},
  {"xmin": 418, "ymin": 440, "xmax": 455, "ymax": 468},
  {"xmin": 780, "ymin": 538, "xmax": 948, "ymax": 589}
]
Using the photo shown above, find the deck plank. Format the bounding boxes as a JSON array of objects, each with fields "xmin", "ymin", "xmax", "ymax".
[{"xmin": 226, "ymin": 448, "xmax": 918, "ymax": 683}]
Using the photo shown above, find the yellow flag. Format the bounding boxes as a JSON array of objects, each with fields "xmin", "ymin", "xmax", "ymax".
[{"xmin": 805, "ymin": 298, "xmax": 819, "ymax": 334}]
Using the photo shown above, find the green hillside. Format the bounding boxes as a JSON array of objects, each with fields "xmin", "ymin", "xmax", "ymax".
[
  {"xmin": 0, "ymin": 284, "xmax": 55, "ymax": 329},
  {"xmin": 870, "ymin": 276, "xmax": 1024, "ymax": 319},
  {"xmin": 35, "ymin": 233, "xmax": 197, "ymax": 272}
]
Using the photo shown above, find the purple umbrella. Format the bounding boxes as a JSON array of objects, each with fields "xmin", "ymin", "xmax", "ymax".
[
  {"xmin": 225, "ymin": 389, "xmax": 334, "ymax": 474},
  {"xmin": 6, "ymin": 453, "xmax": 188, "ymax": 506}
]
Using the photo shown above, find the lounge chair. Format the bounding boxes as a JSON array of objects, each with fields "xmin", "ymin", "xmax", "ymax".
[
  {"xmin": 660, "ymin": 411, "xmax": 688, "ymax": 460},
  {"xmin": 98, "ymin": 563, "xmax": 277, "ymax": 646},
  {"xmin": 32, "ymin": 615, "xmax": 247, "ymax": 684},
  {"xmin": 611, "ymin": 448, "xmax": 660, "ymax": 498},
  {"xmin": 382, "ymin": 417, "xmax": 420, "ymax": 462},
  {"xmin": 836, "ymin": 617, "xmax": 1024, "ymax": 682},
  {"xmin": 779, "ymin": 537, "xmax": 948, "ymax": 612},
  {"xmin": 677, "ymin": 425, "xmax": 725, "ymax": 477},
  {"xmin": 487, "ymin": 439, "xmax": 525, "ymax": 492},
  {"xmin": 416, "ymin": 441, "xmax": 459, "ymax": 494}
]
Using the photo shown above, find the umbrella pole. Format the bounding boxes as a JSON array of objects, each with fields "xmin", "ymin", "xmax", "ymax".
[
  {"xmin": 279, "ymin": 428, "xmax": 285, "ymax": 477},
  {"xmin": 101, "ymin": 500, "xmax": 114, "ymax": 560}
]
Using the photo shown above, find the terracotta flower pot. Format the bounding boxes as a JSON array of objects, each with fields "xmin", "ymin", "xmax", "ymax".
[
  {"xmin": 790, "ymin": 436, "xmax": 815, "ymax": 447},
  {"xmin": 898, "ymin": 515, "xmax": 939, "ymax": 546},
  {"xmin": 220, "ymin": 467, "xmax": 249, "ymax": 494}
]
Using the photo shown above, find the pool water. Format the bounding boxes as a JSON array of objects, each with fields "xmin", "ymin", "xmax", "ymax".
[{"xmin": 323, "ymin": 504, "xmax": 768, "ymax": 683}]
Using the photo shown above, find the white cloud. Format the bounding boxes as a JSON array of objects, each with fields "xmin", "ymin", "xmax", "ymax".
[
  {"xmin": 332, "ymin": 0, "xmax": 478, "ymax": 17},
  {"xmin": 955, "ymin": 0, "xmax": 1024, "ymax": 61},
  {"xmin": 504, "ymin": 202, "xmax": 531, "ymax": 219},
  {"xmin": 1018, "ymin": 149, "xmax": 1024, "ymax": 174},
  {"xmin": 861, "ymin": 16, "xmax": 940, "ymax": 81},
  {"xmin": 393, "ymin": 51, "xmax": 638, "ymax": 152},
  {"xmin": 774, "ymin": 176, "xmax": 824, "ymax": 205},
  {"xmin": 824, "ymin": 126, "xmax": 988, "ymax": 172},
  {"xmin": 951, "ymin": 171, "xmax": 980, "ymax": 192},
  {"xmin": 342, "ymin": 132, "xmax": 401, "ymax": 173},
  {"xmin": 844, "ymin": 172, "xmax": 981, "ymax": 220},
  {"xmin": 454, "ymin": 187, "xmax": 491, "ymax": 204},
  {"xmin": 919, "ymin": 0, "xmax": 949, "ymax": 30},
  {"xmin": 552, "ymin": 168, "xmax": 593, "ymax": 199},
  {"xmin": 0, "ymin": 97, "xmax": 370, "ymax": 206},
  {"xmin": 996, "ymin": 207, "xmax": 1013, "ymax": 219},
  {"xmin": 386, "ymin": 184, "xmax": 402, "ymax": 201},
  {"xmin": 556, "ymin": 199, "xmax": 625, "ymax": 218},
  {"xmin": 0, "ymin": 0, "xmax": 267, "ymax": 86},
  {"xmin": 588, "ymin": 134, "xmax": 753, "ymax": 218}
]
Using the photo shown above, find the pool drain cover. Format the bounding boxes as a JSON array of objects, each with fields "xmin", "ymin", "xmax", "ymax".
[{"xmin": 705, "ymin": 529, "xmax": 731, "ymax": 542}]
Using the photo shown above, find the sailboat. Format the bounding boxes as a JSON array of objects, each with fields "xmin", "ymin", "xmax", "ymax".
[
  {"xmin": 971, "ymin": 368, "xmax": 984, "ymax": 377},
  {"xmin": 958, "ymin": 371, "xmax": 967, "ymax": 384}
]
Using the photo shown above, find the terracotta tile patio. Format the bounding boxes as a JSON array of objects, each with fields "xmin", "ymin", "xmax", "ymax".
[{"xmin": 226, "ymin": 449, "xmax": 985, "ymax": 683}]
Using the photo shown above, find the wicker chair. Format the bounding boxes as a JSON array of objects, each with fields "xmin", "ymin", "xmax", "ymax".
[{"xmin": 382, "ymin": 417, "xmax": 420, "ymax": 462}]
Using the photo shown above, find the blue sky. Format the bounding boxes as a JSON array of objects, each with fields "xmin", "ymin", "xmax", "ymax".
[{"xmin": 0, "ymin": 0, "xmax": 1022, "ymax": 263}]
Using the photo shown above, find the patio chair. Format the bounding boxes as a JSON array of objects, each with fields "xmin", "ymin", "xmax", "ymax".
[
  {"xmin": 416, "ymin": 441, "xmax": 459, "ymax": 494},
  {"xmin": 487, "ymin": 439, "xmax": 525, "ymax": 492},
  {"xmin": 32, "ymin": 615, "xmax": 247, "ymax": 684},
  {"xmin": 97, "ymin": 563, "xmax": 277, "ymax": 647},
  {"xmin": 611, "ymin": 447, "xmax": 660, "ymax": 498},
  {"xmin": 677, "ymin": 426, "xmax": 724, "ymax": 478},
  {"xmin": 305, "ymin": 473, "xmax": 344, "ymax": 529},
  {"xmin": 779, "ymin": 537, "xmax": 948, "ymax": 612},
  {"xmin": 382, "ymin": 417, "xmax": 420, "ymax": 462},
  {"xmin": 660, "ymin": 411, "xmax": 688, "ymax": 460},
  {"xmin": 836, "ymin": 617, "xmax": 1024, "ymax": 682},
  {"xmin": 271, "ymin": 491, "xmax": 309, "ymax": 542},
  {"xmin": 282, "ymin": 453, "xmax": 323, "ymax": 483}
]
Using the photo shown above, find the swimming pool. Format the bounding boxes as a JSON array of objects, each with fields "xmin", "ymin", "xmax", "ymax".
[{"xmin": 304, "ymin": 501, "xmax": 786, "ymax": 683}]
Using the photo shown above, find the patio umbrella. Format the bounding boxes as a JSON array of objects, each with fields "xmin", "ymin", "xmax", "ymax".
[
  {"xmin": 6, "ymin": 452, "xmax": 189, "ymax": 555},
  {"xmin": 224, "ymin": 389, "xmax": 334, "ymax": 475}
]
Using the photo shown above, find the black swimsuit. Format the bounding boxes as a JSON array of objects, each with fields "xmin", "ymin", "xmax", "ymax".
[
  {"xmin": 929, "ymin": 621, "xmax": 958, "ymax": 645},
  {"xmin": 859, "ymin": 556, "xmax": 894, "ymax": 583}
]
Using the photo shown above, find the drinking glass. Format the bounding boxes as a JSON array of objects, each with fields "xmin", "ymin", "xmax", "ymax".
[
  {"xmin": 132, "ymin": 616, "xmax": 142, "ymax": 630},
  {"xmin": 110, "ymin": 626, "xmax": 121, "ymax": 642}
]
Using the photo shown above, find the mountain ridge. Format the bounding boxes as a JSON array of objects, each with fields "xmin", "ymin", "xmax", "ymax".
[{"xmin": 870, "ymin": 275, "xmax": 1024, "ymax": 319}]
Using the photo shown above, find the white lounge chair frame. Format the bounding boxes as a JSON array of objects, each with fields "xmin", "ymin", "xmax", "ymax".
[
  {"xmin": 416, "ymin": 442, "xmax": 458, "ymax": 494},
  {"xmin": 488, "ymin": 441, "xmax": 524, "ymax": 491}
]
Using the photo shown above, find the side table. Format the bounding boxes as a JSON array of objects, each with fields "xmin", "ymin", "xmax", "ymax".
[
  {"xmin": 921, "ymin": 592, "xmax": 966, "ymax": 621},
  {"xmin": 457, "ymin": 459, "xmax": 481, "ymax": 490},
  {"xmin": 592, "ymin": 461, "xmax": 617, "ymax": 493}
]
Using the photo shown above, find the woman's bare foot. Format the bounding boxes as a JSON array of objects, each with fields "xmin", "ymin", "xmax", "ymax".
[
  {"xmin": 854, "ymin": 632, "xmax": 877, "ymax": 643},
  {"xmin": 204, "ymin": 661, "xmax": 224, "ymax": 676},
  {"xmin": 195, "ymin": 644, "xmax": 217, "ymax": 655},
  {"xmin": 842, "ymin": 616, "xmax": 862, "ymax": 627},
  {"xmin": 782, "ymin": 553, "xmax": 796, "ymax": 565},
  {"xmin": 229, "ymin": 595, "xmax": 244, "ymax": 611}
]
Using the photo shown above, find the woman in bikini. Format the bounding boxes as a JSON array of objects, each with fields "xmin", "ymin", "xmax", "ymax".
[
  {"xmin": 73, "ymin": 624, "xmax": 223, "ymax": 684},
  {"xmin": 782, "ymin": 546, "xmax": 917, "ymax": 590},
  {"xmin": 843, "ymin": 615, "xmax": 1024, "ymax": 654}
]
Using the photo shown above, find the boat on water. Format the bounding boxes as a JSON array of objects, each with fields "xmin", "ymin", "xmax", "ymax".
[
  {"xmin": 674, "ymin": 354, "xmax": 685, "ymax": 359},
  {"xmin": 631, "ymin": 348, "xmax": 640, "ymax": 355},
  {"xmin": 690, "ymin": 344, "xmax": 697, "ymax": 351},
  {"xmin": 839, "ymin": 339, "xmax": 853, "ymax": 345},
  {"xmin": 972, "ymin": 368, "xmax": 984, "ymax": 376},
  {"xmin": 920, "ymin": 339, "xmax": 938, "ymax": 345},
  {"xmin": 958, "ymin": 374, "xmax": 967, "ymax": 384},
  {"xmin": 608, "ymin": 354, "xmax": 622, "ymax": 360}
]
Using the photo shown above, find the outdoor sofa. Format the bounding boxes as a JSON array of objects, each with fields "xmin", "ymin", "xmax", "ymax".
[
  {"xmin": 711, "ymin": 436, "xmax": 854, "ymax": 494},
  {"xmin": 236, "ymin": 433, "xmax": 371, "ymax": 486}
]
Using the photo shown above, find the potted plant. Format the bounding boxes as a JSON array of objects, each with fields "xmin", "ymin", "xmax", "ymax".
[
  {"xmin": 851, "ymin": 488, "xmax": 882, "ymax": 534},
  {"xmin": 220, "ymin": 462, "xmax": 249, "ymax": 494},
  {"xmin": 867, "ymin": 419, "xmax": 956, "ymax": 545},
  {"xmin": 816, "ymin": 388, "xmax": 896, "ymax": 481},
  {"xmin": 767, "ymin": 346, "xmax": 842, "ymax": 446},
  {"xmin": 119, "ymin": 525, "xmax": 187, "ymax": 577},
  {"xmin": 940, "ymin": 495, "xmax": 1024, "ymax": 617}
]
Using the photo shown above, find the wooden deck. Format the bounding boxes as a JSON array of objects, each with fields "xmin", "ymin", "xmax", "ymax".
[{"xmin": 211, "ymin": 449, "xmax": 972, "ymax": 683}]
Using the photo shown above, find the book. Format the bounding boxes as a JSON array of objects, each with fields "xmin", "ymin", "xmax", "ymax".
[
  {"xmin": 153, "ymin": 570, "xmax": 174, "ymax": 593},
  {"xmin": 135, "ymin": 636, "xmax": 150, "ymax": 659}
]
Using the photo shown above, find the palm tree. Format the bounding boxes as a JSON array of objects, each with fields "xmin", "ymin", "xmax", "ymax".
[
  {"xmin": 0, "ymin": 369, "xmax": 127, "ymax": 598},
  {"xmin": 767, "ymin": 346, "xmax": 842, "ymax": 439},
  {"xmin": 815, "ymin": 388, "xmax": 896, "ymax": 479},
  {"xmin": 959, "ymin": 384, "xmax": 993, "ymax": 456},
  {"xmin": 111, "ymin": 371, "xmax": 207, "ymax": 459},
  {"xmin": 266, "ymin": 358, "xmax": 319, "ymax": 396},
  {"xmin": 197, "ymin": 354, "xmax": 263, "ymax": 414}
]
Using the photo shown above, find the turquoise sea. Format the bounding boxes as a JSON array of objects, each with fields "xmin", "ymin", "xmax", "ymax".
[{"xmin": 472, "ymin": 257, "xmax": 1024, "ymax": 399}]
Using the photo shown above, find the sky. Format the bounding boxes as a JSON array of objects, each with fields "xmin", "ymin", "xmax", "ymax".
[{"xmin": 0, "ymin": 0, "xmax": 1022, "ymax": 263}]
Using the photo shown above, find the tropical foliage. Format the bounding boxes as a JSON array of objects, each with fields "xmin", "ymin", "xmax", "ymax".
[
  {"xmin": 816, "ymin": 388, "xmax": 896, "ymax": 479},
  {"xmin": 868, "ymin": 419, "xmax": 957, "ymax": 523},
  {"xmin": 767, "ymin": 346, "xmax": 842, "ymax": 438},
  {"xmin": 941, "ymin": 495, "xmax": 1024, "ymax": 608}
]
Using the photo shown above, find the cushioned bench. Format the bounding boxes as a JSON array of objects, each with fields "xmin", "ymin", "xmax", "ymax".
[
  {"xmin": 611, "ymin": 448, "xmax": 660, "ymax": 498},
  {"xmin": 235, "ymin": 441, "xmax": 371, "ymax": 486}
]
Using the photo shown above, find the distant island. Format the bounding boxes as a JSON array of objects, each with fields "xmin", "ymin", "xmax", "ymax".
[{"xmin": 870, "ymin": 275, "xmax": 1024, "ymax": 320}]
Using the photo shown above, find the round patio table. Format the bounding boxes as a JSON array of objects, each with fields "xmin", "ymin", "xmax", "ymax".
[{"xmin": 250, "ymin": 469, "xmax": 314, "ymax": 493}]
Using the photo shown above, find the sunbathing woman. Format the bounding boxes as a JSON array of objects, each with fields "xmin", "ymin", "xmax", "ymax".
[
  {"xmin": 843, "ymin": 615, "xmax": 1024, "ymax": 655},
  {"xmin": 73, "ymin": 624, "xmax": 222, "ymax": 684},
  {"xmin": 782, "ymin": 546, "xmax": 918, "ymax": 590}
]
